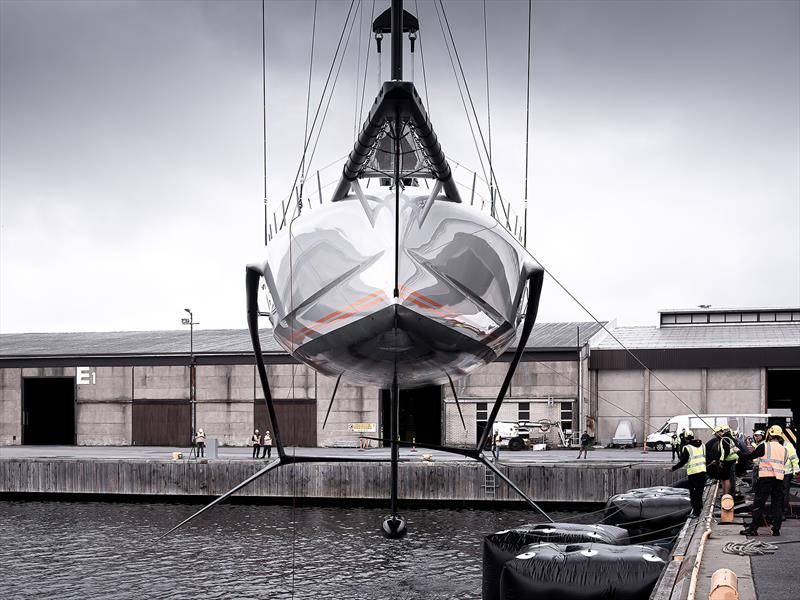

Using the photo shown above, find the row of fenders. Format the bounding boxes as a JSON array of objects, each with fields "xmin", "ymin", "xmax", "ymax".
[{"xmin": 483, "ymin": 486, "xmax": 694, "ymax": 600}]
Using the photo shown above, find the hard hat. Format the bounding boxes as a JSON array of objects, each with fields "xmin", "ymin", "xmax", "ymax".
[
  {"xmin": 713, "ymin": 425, "xmax": 726, "ymax": 433},
  {"xmin": 753, "ymin": 430, "xmax": 765, "ymax": 437},
  {"xmin": 683, "ymin": 429, "xmax": 694, "ymax": 438},
  {"xmin": 767, "ymin": 425, "xmax": 785, "ymax": 438}
]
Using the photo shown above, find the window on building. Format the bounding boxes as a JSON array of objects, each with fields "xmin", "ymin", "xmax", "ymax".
[
  {"xmin": 518, "ymin": 402, "xmax": 530, "ymax": 422},
  {"xmin": 742, "ymin": 312, "xmax": 758, "ymax": 322},
  {"xmin": 709, "ymin": 313, "xmax": 725, "ymax": 323},
  {"xmin": 725, "ymin": 313, "xmax": 742, "ymax": 323},
  {"xmin": 476, "ymin": 402, "xmax": 488, "ymax": 445},
  {"xmin": 560, "ymin": 401, "xmax": 573, "ymax": 434},
  {"xmin": 661, "ymin": 314, "xmax": 676, "ymax": 325},
  {"xmin": 691, "ymin": 313, "xmax": 708, "ymax": 323},
  {"xmin": 676, "ymin": 314, "xmax": 691, "ymax": 324}
]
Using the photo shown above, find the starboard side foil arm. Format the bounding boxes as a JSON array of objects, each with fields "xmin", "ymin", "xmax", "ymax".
[{"xmin": 476, "ymin": 267, "xmax": 545, "ymax": 454}]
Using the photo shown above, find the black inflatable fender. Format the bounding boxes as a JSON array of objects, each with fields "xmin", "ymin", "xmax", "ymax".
[
  {"xmin": 482, "ymin": 523, "xmax": 630, "ymax": 600},
  {"xmin": 500, "ymin": 542, "xmax": 669, "ymax": 600}
]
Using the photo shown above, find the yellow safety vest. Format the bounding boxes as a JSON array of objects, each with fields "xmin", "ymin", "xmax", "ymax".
[
  {"xmin": 722, "ymin": 437, "xmax": 738, "ymax": 462},
  {"xmin": 752, "ymin": 440, "xmax": 763, "ymax": 465},
  {"xmin": 686, "ymin": 444, "xmax": 706, "ymax": 475},
  {"xmin": 759, "ymin": 441, "xmax": 786, "ymax": 480},
  {"xmin": 784, "ymin": 441, "xmax": 799, "ymax": 476}
]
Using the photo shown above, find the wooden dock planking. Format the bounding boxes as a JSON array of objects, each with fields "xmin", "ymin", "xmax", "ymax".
[{"xmin": 0, "ymin": 458, "xmax": 683, "ymax": 503}]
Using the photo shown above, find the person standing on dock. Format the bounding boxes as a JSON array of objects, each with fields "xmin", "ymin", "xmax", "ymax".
[
  {"xmin": 194, "ymin": 428, "xmax": 206, "ymax": 458},
  {"xmin": 492, "ymin": 431, "xmax": 502, "ymax": 461},
  {"xmin": 671, "ymin": 430, "xmax": 706, "ymax": 517},
  {"xmin": 261, "ymin": 430, "xmax": 273, "ymax": 459},
  {"xmin": 251, "ymin": 429, "xmax": 261, "ymax": 459},
  {"xmin": 748, "ymin": 429, "xmax": 766, "ymax": 492},
  {"xmin": 670, "ymin": 431, "xmax": 681, "ymax": 462},
  {"xmin": 577, "ymin": 430, "xmax": 590, "ymax": 459},
  {"xmin": 739, "ymin": 425, "xmax": 786, "ymax": 537},
  {"xmin": 781, "ymin": 427, "xmax": 798, "ymax": 517}
]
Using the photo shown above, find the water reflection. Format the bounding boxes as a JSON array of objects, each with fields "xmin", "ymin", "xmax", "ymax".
[{"xmin": 0, "ymin": 501, "xmax": 590, "ymax": 599}]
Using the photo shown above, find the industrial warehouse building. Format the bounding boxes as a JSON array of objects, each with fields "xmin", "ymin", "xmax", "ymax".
[{"xmin": 0, "ymin": 307, "xmax": 797, "ymax": 449}]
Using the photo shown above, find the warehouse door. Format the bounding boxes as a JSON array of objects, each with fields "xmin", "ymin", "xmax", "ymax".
[
  {"xmin": 22, "ymin": 377, "xmax": 75, "ymax": 445},
  {"xmin": 768, "ymin": 369, "xmax": 800, "ymax": 425},
  {"xmin": 254, "ymin": 399, "xmax": 317, "ymax": 447},
  {"xmin": 381, "ymin": 385, "xmax": 442, "ymax": 446},
  {"xmin": 132, "ymin": 401, "xmax": 191, "ymax": 446}
]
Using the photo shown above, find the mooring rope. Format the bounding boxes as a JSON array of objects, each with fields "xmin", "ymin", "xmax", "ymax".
[{"xmin": 723, "ymin": 540, "xmax": 779, "ymax": 556}]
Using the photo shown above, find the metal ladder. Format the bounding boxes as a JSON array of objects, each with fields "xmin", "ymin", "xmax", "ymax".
[{"xmin": 484, "ymin": 467, "xmax": 497, "ymax": 499}]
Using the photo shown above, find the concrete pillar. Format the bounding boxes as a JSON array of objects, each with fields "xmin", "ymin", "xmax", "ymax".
[
  {"xmin": 643, "ymin": 369, "xmax": 651, "ymax": 441},
  {"xmin": 760, "ymin": 367, "xmax": 767, "ymax": 412},
  {"xmin": 701, "ymin": 368, "xmax": 708, "ymax": 413}
]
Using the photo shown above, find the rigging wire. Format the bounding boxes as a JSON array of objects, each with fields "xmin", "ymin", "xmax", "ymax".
[
  {"xmin": 437, "ymin": 0, "xmax": 510, "ymax": 227},
  {"xmin": 304, "ymin": 1, "xmax": 361, "ymax": 182},
  {"xmin": 261, "ymin": 0, "xmax": 268, "ymax": 245},
  {"xmin": 353, "ymin": 0, "xmax": 363, "ymax": 140},
  {"xmin": 432, "ymin": 0, "xmax": 491, "ymax": 198},
  {"xmin": 522, "ymin": 244, "xmax": 716, "ymax": 431},
  {"xmin": 534, "ymin": 360, "xmax": 663, "ymax": 435},
  {"xmin": 482, "ymin": 0, "xmax": 494, "ymax": 218},
  {"xmin": 523, "ymin": 0, "xmax": 531, "ymax": 248},
  {"xmin": 300, "ymin": 0, "xmax": 318, "ymax": 201},
  {"xmin": 435, "ymin": 0, "xmax": 711, "ymax": 431},
  {"xmin": 279, "ymin": 0, "xmax": 358, "ymax": 228},
  {"xmin": 357, "ymin": 0, "xmax": 377, "ymax": 129},
  {"xmin": 414, "ymin": 0, "xmax": 431, "ymax": 117}
]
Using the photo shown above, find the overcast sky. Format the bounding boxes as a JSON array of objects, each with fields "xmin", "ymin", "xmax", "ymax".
[{"xmin": 1, "ymin": 0, "xmax": 798, "ymax": 334}]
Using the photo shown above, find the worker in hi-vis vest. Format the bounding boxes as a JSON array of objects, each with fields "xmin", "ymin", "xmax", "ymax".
[
  {"xmin": 671, "ymin": 429, "xmax": 706, "ymax": 518},
  {"xmin": 748, "ymin": 429, "xmax": 765, "ymax": 490},
  {"xmin": 781, "ymin": 427, "xmax": 799, "ymax": 517},
  {"xmin": 739, "ymin": 425, "xmax": 786, "ymax": 537}
]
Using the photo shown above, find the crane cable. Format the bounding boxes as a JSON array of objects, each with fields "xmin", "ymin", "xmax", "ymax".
[
  {"xmin": 279, "ymin": 0, "xmax": 358, "ymax": 228},
  {"xmin": 432, "ymin": 0, "xmax": 491, "ymax": 202},
  {"xmin": 357, "ymin": 0, "xmax": 377, "ymax": 131},
  {"xmin": 523, "ymin": 0, "xmax": 531, "ymax": 248},
  {"xmin": 437, "ymin": 0, "xmax": 510, "ymax": 228},
  {"xmin": 261, "ymin": 0, "xmax": 268, "ymax": 245},
  {"xmin": 299, "ymin": 0, "xmax": 318, "ymax": 203},
  {"xmin": 414, "ymin": 0, "xmax": 431, "ymax": 117},
  {"xmin": 482, "ymin": 0, "xmax": 494, "ymax": 218}
]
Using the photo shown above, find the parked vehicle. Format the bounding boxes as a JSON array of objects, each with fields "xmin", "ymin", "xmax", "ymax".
[
  {"xmin": 610, "ymin": 420, "xmax": 637, "ymax": 448},
  {"xmin": 492, "ymin": 421, "xmax": 528, "ymax": 450},
  {"xmin": 645, "ymin": 414, "xmax": 774, "ymax": 451}
]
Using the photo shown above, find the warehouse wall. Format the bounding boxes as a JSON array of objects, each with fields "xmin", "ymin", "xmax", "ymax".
[
  {"xmin": 594, "ymin": 367, "xmax": 763, "ymax": 443},
  {"xmin": 444, "ymin": 360, "xmax": 577, "ymax": 448}
]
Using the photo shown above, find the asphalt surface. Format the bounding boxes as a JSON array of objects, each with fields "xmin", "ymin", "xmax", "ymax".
[
  {"xmin": 750, "ymin": 518, "xmax": 800, "ymax": 599},
  {"xmin": 0, "ymin": 444, "xmax": 674, "ymax": 464}
]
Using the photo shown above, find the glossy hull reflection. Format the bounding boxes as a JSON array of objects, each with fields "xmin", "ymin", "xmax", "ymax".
[{"xmin": 260, "ymin": 185, "xmax": 534, "ymax": 388}]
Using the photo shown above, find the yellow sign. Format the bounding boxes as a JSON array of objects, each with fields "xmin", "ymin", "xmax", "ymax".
[{"xmin": 349, "ymin": 423, "xmax": 376, "ymax": 433}]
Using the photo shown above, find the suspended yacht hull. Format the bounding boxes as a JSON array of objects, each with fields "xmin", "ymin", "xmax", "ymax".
[{"xmin": 258, "ymin": 184, "xmax": 535, "ymax": 388}]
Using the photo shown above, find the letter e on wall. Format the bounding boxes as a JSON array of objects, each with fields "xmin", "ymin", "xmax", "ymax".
[{"xmin": 77, "ymin": 366, "xmax": 96, "ymax": 385}]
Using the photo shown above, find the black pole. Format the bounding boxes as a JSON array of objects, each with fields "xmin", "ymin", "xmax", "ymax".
[
  {"xmin": 391, "ymin": 0, "xmax": 403, "ymax": 80},
  {"xmin": 390, "ymin": 378, "xmax": 399, "ymax": 518}
]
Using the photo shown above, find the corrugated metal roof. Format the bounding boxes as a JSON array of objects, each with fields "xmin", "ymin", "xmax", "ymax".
[
  {"xmin": 592, "ymin": 323, "xmax": 800, "ymax": 350},
  {"xmin": 0, "ymin": 321, "xmax": 604, "ymax": 359}
]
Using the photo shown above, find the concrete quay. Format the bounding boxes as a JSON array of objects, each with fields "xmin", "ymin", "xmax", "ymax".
[
  {"xmin": 651, "ymin": 480, "xmax": 799, "ymax": 599},
  {"xmin": 0, "ymin": 446, "xmax": 680, "ymax": 504}
]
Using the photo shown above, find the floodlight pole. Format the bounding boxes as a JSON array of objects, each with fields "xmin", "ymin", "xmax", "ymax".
[{"xmin": 183, "ymin": 309, "xmax": 198, "ymax": 441}]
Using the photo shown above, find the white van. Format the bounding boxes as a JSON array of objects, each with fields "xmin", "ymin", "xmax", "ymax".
[{"xmin": 645, "ymin": 414, "xmax": 772, "ymax": 451}]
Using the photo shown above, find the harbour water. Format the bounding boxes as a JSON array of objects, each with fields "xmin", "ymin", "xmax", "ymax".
[{"xmin": 0, "ymin": 500, "xmax": 592, "ymax": 599}]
